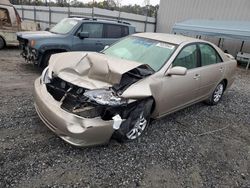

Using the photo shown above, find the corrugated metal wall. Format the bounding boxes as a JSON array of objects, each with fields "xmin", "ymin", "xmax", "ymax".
[{"xmin": 156, "ymin": 0, "xmax": 250, "ymax": 55}]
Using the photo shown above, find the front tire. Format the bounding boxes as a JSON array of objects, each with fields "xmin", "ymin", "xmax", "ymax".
[
  {"xmin": 125, "ymin": 111, "xmax": 148, "ymax": 140},
  {"xmin": 0, "ymin": 37, "xmax": 5, "ymax": 50},
  {"xmin": 40, "ymin": 51, "xmax": 54, "ymax": 69},
  {"xmin": 113, "ymin": 98, "xmax": 153, "ymax": 142},
  {"xmin": 206, "ymin": 81, "xmax": 225, "ymax": 105}
]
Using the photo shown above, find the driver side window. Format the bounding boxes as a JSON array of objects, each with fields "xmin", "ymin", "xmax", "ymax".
[
  {"xmin": 77, "ymin": 23, "xmax": 103, "ymax": 38},
  {"xmin": 172, "ymin": 45, "xmax": 198, "ymax": 70}
]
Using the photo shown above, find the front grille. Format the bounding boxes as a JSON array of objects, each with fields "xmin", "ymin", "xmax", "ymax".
[
  {"xmin": 46, "ymin": 77, "xmax": 77, "ymax": 101},
  {"xmin": 46, "ymin": 77, "xmax": 104, "ymax": 118}
]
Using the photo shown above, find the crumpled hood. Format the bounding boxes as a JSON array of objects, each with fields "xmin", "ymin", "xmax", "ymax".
[
  {"xmin": 17, "ymin": 31, "xmax": 60, "ymax": 40},
  {"xmin": 48, "ymin": 52, "xmax": 143, "ymax": 89}
]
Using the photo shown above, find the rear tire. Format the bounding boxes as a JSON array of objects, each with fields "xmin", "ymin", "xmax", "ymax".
[
  {"xmin": 0, "ymin": 37, "xmax": 5, "ymax": 50},
  {"xmin": 206, "ymin": 81, "xmax": 225, "ymax": 105}
]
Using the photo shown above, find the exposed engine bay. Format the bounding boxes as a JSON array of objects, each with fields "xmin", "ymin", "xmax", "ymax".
[{"xmin": 45, "ymin": 65, "xmax": 154, "ymax": 122}]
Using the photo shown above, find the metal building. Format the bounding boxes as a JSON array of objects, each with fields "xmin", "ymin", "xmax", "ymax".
[{"xmin": 156, "ymin": 0, "xmax": 250, "ymax": 54}]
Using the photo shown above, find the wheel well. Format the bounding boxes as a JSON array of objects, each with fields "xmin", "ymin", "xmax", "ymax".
[
  {"xmin": 44, "ymin": 49, "xmax": 67, "ymax": 55},
  {"xmin": 40, "ymin": 49, "xmax": 67, "ymax": 67},
  {"xmin": 150, "ymin": 96, "xmax": 156, "ymax": 113},
  {"xmin": 222, "ymin": 79, "xmax": 228, "ymax": 90},
  {"xmin": 0, "ymin": 36, "xmax": 6, "ymax": 47}
]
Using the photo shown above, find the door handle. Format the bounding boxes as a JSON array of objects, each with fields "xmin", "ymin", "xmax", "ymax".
[
  {"xmin": 219, "ymin": 67, "xmax": 224, "ymax": 72},
  {"xmin": 95, "ymin": 41, "xmax": 103, "ymax": 45},
  {"xmin": 193, "ymin": 74, "xmax": 200, "ymax": 80}
]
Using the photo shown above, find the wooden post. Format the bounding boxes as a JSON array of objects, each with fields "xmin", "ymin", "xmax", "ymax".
[
  {"xmin": 240, "ymin": 41, "xmax": 245, "ymax": 52},
  {"xmin": 21, "ymin": 5, "xmax": 24, "ymax": 20},
  {"xmin": 49, "ymin": 7, "xmax": 51, "ymax": 27},
  {"xmin": 144, "ymin": 5, "xmax": 148, "ymax": 32},
  {"xmin": 218, "ymin": 38, "xmax": 221, "ymax": 47},
  {"xmin": 92, "ymin": 0, "xmax": 94, "ymax": 18},
  {"xmin": 34, "ymin": 6, "xmax": 36, "ymax": 22}
]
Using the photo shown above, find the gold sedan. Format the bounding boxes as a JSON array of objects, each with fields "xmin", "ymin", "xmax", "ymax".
[{"xmin": 34, "ymin": 33, "xmax": 236, "ymax": 147}]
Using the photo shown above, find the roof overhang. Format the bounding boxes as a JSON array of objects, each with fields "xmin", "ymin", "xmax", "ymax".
[{"xmin": 172, "ymin": 19, "xmax": 250, "ymax": 41}]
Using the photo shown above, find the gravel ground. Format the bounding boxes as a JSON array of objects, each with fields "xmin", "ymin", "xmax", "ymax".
[{"xmin": 0, "ymin": 48, "xmax": 250, "ymax": 188}]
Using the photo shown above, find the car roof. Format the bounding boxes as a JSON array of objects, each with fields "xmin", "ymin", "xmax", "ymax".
[
  {"xmin": 69, "ymin": 17, "xmax": 133, "ymax": 27},
  {"xmin": 0, "ymin": 0, "xmax": 12, "ymax": 6},
  {"xmin": 82, "ymin": 19, "xmax": 133, "ymax": 27},
  {"xmin": 132, "ymin": 32, "xmax": 205, "ymax": 45}
]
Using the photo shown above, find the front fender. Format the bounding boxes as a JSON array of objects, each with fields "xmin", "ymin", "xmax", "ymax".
[{"xmin": 39, "ymin": 44, "xmax": 71, "ymax": 53}]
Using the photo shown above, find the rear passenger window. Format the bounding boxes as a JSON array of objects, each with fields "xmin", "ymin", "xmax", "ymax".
[
  {"xmin": 123, "ymin": 26, "xmax": 129, "ymax": 36},
  {"xmin": 199, "ymin": 44, "xmax": 222, "ymax": 66},
  {"xmin": 80, "ymin": 23, "xmax": 103, "ymax": 38},
  {"xmin": 172, "ymin": 45, "xmax": 198, "ymax": 70},
  {"xmin": 104, "ymin": 24, "xmax": 128, "ymax": 38}
]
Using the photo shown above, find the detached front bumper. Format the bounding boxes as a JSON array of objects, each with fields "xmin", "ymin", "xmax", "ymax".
[{"xmin": 34, "ymin": 78, "xmax": 115, "ymax": 147}]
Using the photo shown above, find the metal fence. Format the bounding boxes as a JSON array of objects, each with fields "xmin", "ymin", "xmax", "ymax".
[{"xmin": 14, "ymin": 5, "xmax": 156, "ymax": 32}]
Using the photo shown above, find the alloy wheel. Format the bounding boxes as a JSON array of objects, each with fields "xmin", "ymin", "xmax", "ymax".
[
  {"xmin": 126, "ymin": 112, "xmax": 147, "ymax": 140},
  {"xmin": 213, "ymin": 83, "xmax": 224, "ymax": 103}
]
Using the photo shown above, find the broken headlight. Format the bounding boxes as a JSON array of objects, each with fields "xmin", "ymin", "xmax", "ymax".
[
  {"xmin": 29, "ymin": 39, "xmax": 36, "ymax": 47},
  {"xmin": 84, "ymin": 89, "xmax": 127, "ymax": 107},
  {"xmin": 40, "ymin": 67, "xmax": 51, "ymax": 84}
]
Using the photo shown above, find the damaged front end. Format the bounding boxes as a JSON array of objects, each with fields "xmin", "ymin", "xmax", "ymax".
[
  {"xmin": 17, "ymin": 35, "xmax": 40, "ymax": 64},
  {"xmin": 35, "ymin": 52, "xmax": 155, "ymax": 146},
  {"xmin": 44, "ymin": 64, "xmax": 153, "ymax": 128}
]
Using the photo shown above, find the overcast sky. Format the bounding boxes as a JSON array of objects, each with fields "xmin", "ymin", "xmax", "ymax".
[
  {"xmin": 84, "ymin": 0, "xmax": 160, "ymax": 6},
  {"xmin": 119, "ymin": 0, "xmax": 160, "ymax": 6}
]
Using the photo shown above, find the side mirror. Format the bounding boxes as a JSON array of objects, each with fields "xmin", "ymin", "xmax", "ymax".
[
  {"xmin": 78, "ymin": 32, "xmax": 89, "ymax": 39},
  {"xmin": 166, "ymin": 66, "xmax": 187, "ymax": 76}
]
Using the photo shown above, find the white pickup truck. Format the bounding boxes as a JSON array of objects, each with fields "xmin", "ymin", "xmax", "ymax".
[{"xmin": 0, "ymin": 0, "xmax": 39, "ymax": 49}]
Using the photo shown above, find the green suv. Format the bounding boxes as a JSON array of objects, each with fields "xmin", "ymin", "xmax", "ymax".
[{"xmin": 17, "ymin": 17, "xmax": 136, "ymax": 68}]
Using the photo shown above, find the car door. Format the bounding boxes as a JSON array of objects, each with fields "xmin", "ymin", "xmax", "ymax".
[
  {"xmin": 197, "ymin": 43, "xmax": 225, "ymax": 98},
  {"xmin": 157, "ymin": 44, "xmax": 201, "ymax": 116},
  {"xmin": 72, "ymin": 23, "xmax": 104, "ymax": 52}
]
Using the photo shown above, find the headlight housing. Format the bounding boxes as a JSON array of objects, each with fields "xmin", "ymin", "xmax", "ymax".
[
  {"xmin": 84, "ymin": 89, "xmax": 127, "ymax": 107},
  {"xmin": 29, "ymin": 39, "xmax": 36, "ymax": 47},
  {"xmin": 40, "ymin": 67, "xmax": 51, "ymax": 84}
]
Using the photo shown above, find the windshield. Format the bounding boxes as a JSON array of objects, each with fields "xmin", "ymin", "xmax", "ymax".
[
  {"xmin": 50, "ymin": 18, "xmax": 79, "ymax": 34},
  {"xmin": 103, "ymin": 36, "xmax": 177, "ymax": 71}
]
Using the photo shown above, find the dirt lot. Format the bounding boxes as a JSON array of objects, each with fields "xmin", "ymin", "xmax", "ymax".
[{"xmin": 0, "ymin": 48, "xmax": 250, "ymax": 188}]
